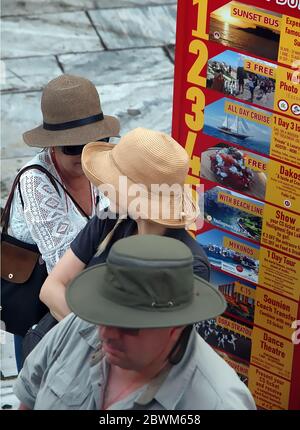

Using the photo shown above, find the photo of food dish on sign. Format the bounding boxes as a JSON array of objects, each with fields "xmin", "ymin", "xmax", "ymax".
[{"xmin": 200, "ymin": 143, "xmax": 268, "ymax": 201}]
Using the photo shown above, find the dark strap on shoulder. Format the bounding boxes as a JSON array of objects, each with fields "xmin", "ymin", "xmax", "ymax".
[{"xmin": 1, "ymin": 164, "xmax": 90, "ymax": 232}]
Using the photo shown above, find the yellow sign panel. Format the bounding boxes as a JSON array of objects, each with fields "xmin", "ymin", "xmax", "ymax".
[
  {"xmin": 274, "ymin": 66, "xmax": 300, "ymax": 119},
  {"xmin": 216, "ymin": 315, "xmax": 252, "ymax": 339},
  {"xmin": 278, "ymin": 15, "xmax": 300, "ymax": 66},
  {"xmin": 248, "ymin": 365, "xmax": 291, "ymax": 410},
  {"xmin": 223, "ymin": 236, "xmax": 260, "ymax": 260},
  {"xmin": 258, "ymin": 247, "xmax": 300, "ymax": 302},
  {"xmin": 251, "ymin": 326, "xmax": 294, "ymax": 380},
  {"xmin": 265, "ymin": 159, "xmax": 300, "ymax": 211},
  {"xmin": 217, "ymin": 191, "xmax": 264, "ymax": 216},
  {"xmin": 224, "ymin": 101, "xmax": 272, "ymax": 126},
  {"xmin": 254, "ymin": 287, "xmax": 298, "ymax": 340},
  {"xmin": 244, "ymin": 154, "xmax": 268, "ymax": 173},
  {"xmin": 235, "ymin": 281, "xmax": 256, "ymax": 300},
  {"xmin": 261, "ymin": 206, "xmax": 300, "ymax": 258},
  {"xmin": 230, "ymin": 4, "xmax": 282, "ymax": 31},
  {"xmin": 244, "ymin": 59, "xmax": 276, "ymax": 79},
  {"xmin": 270, "ymin": 115, "xmax": 300, "ymax": 167}
]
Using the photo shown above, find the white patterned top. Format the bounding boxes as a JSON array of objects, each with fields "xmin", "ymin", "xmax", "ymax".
[{"xmin": 8, "ymin": 149, "xmax": 104, "ymax": 273}]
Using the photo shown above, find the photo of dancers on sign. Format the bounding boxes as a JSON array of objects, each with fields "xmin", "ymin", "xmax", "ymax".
[{"xmin": 195, "ymin": 317, "xmax": 252, "ymax": 362}]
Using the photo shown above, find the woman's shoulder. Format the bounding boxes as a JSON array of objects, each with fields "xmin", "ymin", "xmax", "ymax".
[{"xmin": 20, "ymin": 149, "xmax": 57, "ymax": 180}]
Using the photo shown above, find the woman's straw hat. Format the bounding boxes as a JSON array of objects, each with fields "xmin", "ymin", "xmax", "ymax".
[
  {"xmin": 23, "ymin": 74, "xmax": 120, "ymax": 148},
  {"xmin": 82, "ymin": 127, "xmax": 199, "ymax": 228}
]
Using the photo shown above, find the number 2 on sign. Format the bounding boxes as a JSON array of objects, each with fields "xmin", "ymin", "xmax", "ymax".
[{"xmin": 187, "ymin": 40, "xmax": 208, "ymax": 87}]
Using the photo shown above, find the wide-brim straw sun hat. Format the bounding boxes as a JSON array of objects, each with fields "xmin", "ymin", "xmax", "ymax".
[
  {"xmin": 23, "ymin": 74, "xmax": 120, "ymax": 148},
  {"xmin": 82, "ymin": 127, "xmax": 199, "ymax": 228},
  {"xmin": 66, "ymin": 235, "xmax": 226, "ymax": 328}
]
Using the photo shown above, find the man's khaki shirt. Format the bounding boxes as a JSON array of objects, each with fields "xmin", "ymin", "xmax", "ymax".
[{"xmin": 15, "ymin": 314, "xmax": 256, "ymax": 410}]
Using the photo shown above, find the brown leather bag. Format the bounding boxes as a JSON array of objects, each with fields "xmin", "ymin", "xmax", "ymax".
[{"xmin": 2, "ymin": 239, "xmax": 40, "ymax": 284}]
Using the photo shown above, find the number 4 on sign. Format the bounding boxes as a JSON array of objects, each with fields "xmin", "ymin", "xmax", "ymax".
[{"xmin": 185, "ymin": 132, "xmax": 200, "ymax": 176}]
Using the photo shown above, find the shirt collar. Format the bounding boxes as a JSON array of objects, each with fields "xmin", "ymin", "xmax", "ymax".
[{"xmin": 78, "ymin": 320, "xmax": 100, "ymax": 349}]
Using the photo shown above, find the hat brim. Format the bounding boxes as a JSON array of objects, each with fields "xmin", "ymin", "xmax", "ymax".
[
  {"xmin": 23, "ymin": 115, "xmax": 120, "ymax": 148},
  {"xmin": 82, "ymin": 141, "xmax": 200, "ymax": 228},
  {"xmin": 66, "ymin": 264, "xmax": 227, "ymax": 329}
]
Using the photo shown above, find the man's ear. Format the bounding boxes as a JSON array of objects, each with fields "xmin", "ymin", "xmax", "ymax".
[{"xmin": 168, "ymin": 325, "xmax": 192, "ymax": 365}]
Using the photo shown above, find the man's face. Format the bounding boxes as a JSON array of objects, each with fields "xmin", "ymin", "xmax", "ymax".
[{"xmin": 98, "ymin": 325, "xmax": 181, "ymax": 371}]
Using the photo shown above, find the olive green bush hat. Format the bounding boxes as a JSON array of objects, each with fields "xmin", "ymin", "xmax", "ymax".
[{"xmin": 66, "ymin": 235, "xmax": 226, "ymax": 328}]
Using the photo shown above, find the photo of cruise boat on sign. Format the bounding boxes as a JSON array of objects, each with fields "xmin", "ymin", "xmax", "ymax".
[
  {"xmin": 219, "ymin": 114, "xmax": 250, "ymax": 140},
  {"xmin": 197, "ymin": 229, "xmax": 260, "ymax": 283},
  {"xmin": 203, "ymin": 98, "xmax": 271, "ymax": 156},
  {"xmin": 205, "ymin": 243, "xmax": 258, "ymax": 270}
]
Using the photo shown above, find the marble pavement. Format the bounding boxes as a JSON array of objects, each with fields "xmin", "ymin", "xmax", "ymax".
[
  {"xmin": 0, "ymin": 0, "xmax": 177, "ymax": 407},
  {"xmin": 1, "ymin": 0, "xmax": 177, "ymax": 205}
]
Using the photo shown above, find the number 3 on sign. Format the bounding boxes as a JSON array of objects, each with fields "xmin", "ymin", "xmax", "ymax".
[{"xmin": 185, "ymin": 87, "xmax": 205, "ymax": 132}]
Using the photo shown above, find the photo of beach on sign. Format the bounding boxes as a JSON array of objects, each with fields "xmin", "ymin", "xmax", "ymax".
[{"xmin": 204, "ymin": 186, "xmax": 264, "ymax": 242}]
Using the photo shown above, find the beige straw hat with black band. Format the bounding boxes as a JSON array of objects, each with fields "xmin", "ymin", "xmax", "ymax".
[
  {"xmin": 82, "ymin": 127, "xmax": 200, "ymax": 228},
  {"xmin": 23, "ymin": 74, "xmax": 120, "ymax": 148}
]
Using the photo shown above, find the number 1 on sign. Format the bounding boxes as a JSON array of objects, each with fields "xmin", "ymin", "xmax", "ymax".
[{"xmin": 192, "ymin": 0, "xmax": 209, "ymax": 40}]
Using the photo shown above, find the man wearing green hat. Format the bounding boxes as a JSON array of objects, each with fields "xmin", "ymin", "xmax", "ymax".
[{"xmin": 15, "ymin": 235, "xmax": 256, "ymax": 410}]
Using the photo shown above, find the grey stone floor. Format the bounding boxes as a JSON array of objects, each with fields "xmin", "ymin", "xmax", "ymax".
[
  {"xmin": 1, "ymin": 0, "xmax": 177, "ymax": 205},
  {"xmin": 0, "ymin": 0, "xmax": 177, "ymax": 408}
]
